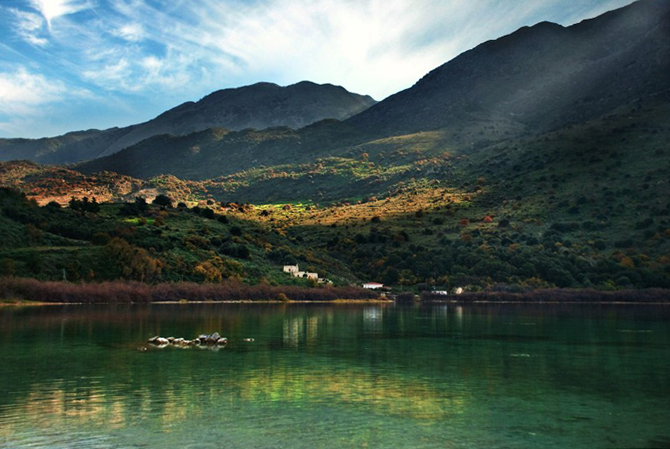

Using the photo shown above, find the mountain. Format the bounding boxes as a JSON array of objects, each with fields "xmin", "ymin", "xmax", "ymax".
[
  {"xmin": 0, "ymin": 81, "xmax": 376, "ymax": 164},
  {"xmin": 76, "ymin": 119, "xmax": 370, "ymax": 180},
  {"xmin": 347, "ymin": 0, "xmax": 670, "ymax": 136},
  {"xmin": 76, "ymin": 0, "xmax": 670, "ymax": 182}
]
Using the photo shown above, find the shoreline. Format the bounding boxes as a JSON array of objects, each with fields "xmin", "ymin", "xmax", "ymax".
[
  {"xmin": 0, "ymin": 277, "xmax": 383, "ymax": 304},
  {"xmin": 1, "ymin": 277, "xmax": 668, "ymax": 306},
  {"xmin": 2, "ymin": 297, "xmax": 670, "ymax": 308}
]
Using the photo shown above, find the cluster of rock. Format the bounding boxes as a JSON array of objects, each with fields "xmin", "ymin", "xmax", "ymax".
[{"xmin": 148, "ymin": 332, "xmax": 229, "ymax": 348}]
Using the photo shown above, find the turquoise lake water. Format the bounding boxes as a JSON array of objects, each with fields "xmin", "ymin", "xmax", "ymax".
[{"xmin": 0, "ymin": 303, "xmax": 669, "ymax": 448}]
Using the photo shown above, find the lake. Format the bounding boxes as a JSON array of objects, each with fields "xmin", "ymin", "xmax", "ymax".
[{"xmin": 1, "ymin": 303, "xmax": 669, "ymax": 448}]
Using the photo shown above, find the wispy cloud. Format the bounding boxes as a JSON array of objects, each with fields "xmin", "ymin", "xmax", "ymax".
[
  {"xmin": 0, "ymin": 67, "xmax": 67, "ymax": 115},
  {"xmin": 9, "ymin": 8, "xmax": 48, "ymax": 47},
  {"xmin": 113, "ymin": 23, "xmax": 145, "ymax": 42},
  {"xmin": 83, "ymin": 0, "xmax": 633, "ymax": 99},
  {"xmin": 28, "ymin": 0, "xmax": 89, "ymax": 29},
  {"xmin": 0, "ymin": 66, "xmax": 93, "ymax": 136}
]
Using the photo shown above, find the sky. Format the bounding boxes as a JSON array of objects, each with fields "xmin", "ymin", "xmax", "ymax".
[{"xmin": 0, "ymin": 0, "xmax": 635, "ymax": 138}]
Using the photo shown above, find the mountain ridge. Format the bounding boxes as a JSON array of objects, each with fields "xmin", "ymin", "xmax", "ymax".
[
  {"xmin": 0, "ymin": 81, "xmax": 376, "ymax": 164},
  {"xmin": 75, "ymin": 0, "xmax": 670, "ymax": 181}
]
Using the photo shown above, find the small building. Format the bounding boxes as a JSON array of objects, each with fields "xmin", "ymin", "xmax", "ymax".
[
  {"xmin": 454, "ymin": 287, "xmax": 464, "ymax": 295},
  {"xmin": 283, "ymin": 264, "xmax": 320, "ymax": 281},
  {"xmin": 283, "ymin": 265, "xmax": 299, "ymax": 274},
  {"xmin": 432, "ymin": 290, "xmax": 449, "ymax": 296},
  {"xmin": 363, "ymin": 282, "xmax": 384, "ymax": 290}
]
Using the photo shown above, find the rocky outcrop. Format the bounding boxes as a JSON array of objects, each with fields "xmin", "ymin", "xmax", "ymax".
[{"xmin": 147, "ymin": 332, "xmax": 228, "ymax": 348}]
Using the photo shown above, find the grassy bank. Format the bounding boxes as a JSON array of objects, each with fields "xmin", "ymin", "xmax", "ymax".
[{"xmin": 0, "ymin": 277, "xmax": 380, "ymax": 304}]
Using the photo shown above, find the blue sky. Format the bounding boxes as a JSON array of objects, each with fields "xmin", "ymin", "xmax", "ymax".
[{"xmin": 0, "ymin": 0, "xmax": 634, "ymax": 138}]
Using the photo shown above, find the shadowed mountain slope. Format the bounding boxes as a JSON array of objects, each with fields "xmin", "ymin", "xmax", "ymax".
[
  {"xmin": 0, "ymin": 82, "xmax": 376, "ymax": 165},
  {"xmin": 347, "ymin": 0, "xmax": 670, "ymax": 136}
]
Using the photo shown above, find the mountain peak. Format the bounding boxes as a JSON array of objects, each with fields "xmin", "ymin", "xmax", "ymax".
[{"xmin": 0, "ymin": 81, "xmax": 376, "ymax": 164}]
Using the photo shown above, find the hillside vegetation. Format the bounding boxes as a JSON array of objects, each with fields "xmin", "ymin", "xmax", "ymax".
[{"xmin": 1, "ymin": 0, "xmax": 669, "ymax": 292}]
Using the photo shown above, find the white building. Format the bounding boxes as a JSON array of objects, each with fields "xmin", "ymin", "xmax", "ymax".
[
  {"xmin": 363, "ymin": 282, "xmax": 384, "ymax": 290},
  {"xmin": 283, "ymin": 265, "xmax": 299, "ymax": 274},
  {"xmin": 284, "ymin": 265, "xmax": 320, "ymax": 281}
]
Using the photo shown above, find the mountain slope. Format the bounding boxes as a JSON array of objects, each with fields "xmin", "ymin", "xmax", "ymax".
[
  {"xmin": 96, "ymin": 81, "xmax": 376, "ymax": 158},
  {"xmin": 74, "ymin": 0, "xmax": 670, "ymax": 182},
  {"xmin": 0, "ymin": 82, "xmax": 376, "ymax": 165},
  {"xmin": 347, "ymin": 0, "xmax": 670, "ymax": 136},
  {"xmin": 76, "ymin": 119, "xmax": 371, "ymax": 180}
]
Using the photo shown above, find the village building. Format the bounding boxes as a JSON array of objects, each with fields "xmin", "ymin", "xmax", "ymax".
[
  {"xmin": 283, "ymin": 265, "xmax": 299, "ymax": 274},
  {"xmin": 283, "ymin": 265, "xmax": 321, "ymax": 281},
  {"xmin": 363, "ymin": 282, "xmax": 384, "ymax": 290}
]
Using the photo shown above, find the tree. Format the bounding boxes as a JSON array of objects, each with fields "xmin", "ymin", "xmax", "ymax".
[
  {"xmin": 87, "ymin": 197, "xmax": 101, "ymax": 214},
  {"xmin": 105, "ymin": 238, "xmax": 162, "ymax": 282},
  {"xmin": 152, "ymin": 194, "xmax": 173, "ymax": 208},
  {"xmin": 194, "ymin": 261, "xmax": 223, "ymax": 283},
  {"xmin": 69, "ymin": 196, "xmax": 82, "ymax": 211},
  {"xmin": 135, "ymin": 197, "xmax": 148, "ymax": 213}
]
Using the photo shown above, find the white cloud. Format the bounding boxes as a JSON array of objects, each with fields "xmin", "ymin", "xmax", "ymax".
[
  {"xmin": 0, "ymin": 67, "xmax": 95, "ymax": 136},
  {"xmin": 114, "ymin": 23, "xmax": 145, "ymax": 42},
  {"xmin": 0, "ymin": 67, "xmax": 65, "ymax": 136},
  {"xmin": 0, "ymin": 67, "xmax": 67, "ymax": 115},
  {"xmin": 28, "ymin": 0, "xmax": 89, "ymax": 29},
  {"xmin": 9, "ymin": 8, "xmax": 48, "ymax": 47}
]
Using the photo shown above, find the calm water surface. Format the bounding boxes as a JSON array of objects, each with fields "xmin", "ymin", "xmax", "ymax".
[{"xmin": 1, "ymin": 303, "xmax": 669, "ymax": 448}]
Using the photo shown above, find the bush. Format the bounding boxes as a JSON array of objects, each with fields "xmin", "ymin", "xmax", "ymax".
[{"xmin": 152, "ymin": 195, "xmax": 173, "ymax": 208}]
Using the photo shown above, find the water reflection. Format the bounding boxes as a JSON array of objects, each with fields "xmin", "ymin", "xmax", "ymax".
[
  {"xmin": 1, "ymin": 303, "xmax": 670, "ymax": 448},
  {"xmin": 363, "ymin": 307, "xmax": 383, "ymax": 333}
]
